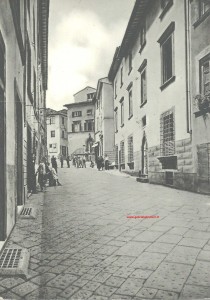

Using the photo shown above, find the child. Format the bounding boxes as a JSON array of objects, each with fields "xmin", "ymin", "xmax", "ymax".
[{"xmin": 51, "ymin": 167, "xmax": 62, "ymax": 186}]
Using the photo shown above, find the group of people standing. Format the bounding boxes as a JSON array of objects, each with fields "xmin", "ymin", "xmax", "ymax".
[
  {"xmin": 36, "ymin": 153, "xmax": 111, "ymax": 191},
  {"xmin": 36, "ymin": 156, "xmax": 61, "ymax": 191},
  {"xmin": 72, "ymin": 155, "xmax": 86, "ymax": 168}
]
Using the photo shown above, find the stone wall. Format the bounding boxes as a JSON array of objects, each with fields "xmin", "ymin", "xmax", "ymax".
[
  {"xmin": 176, "ymin": 138, "xmax": 193, "ymax": 173},
  {"xmin": 197, "ymin": 143, "xmax": 210, "ymax": 194},
  {"xmin": 148, "ymin": 138, "xmax": 198, "ymax": 192}
]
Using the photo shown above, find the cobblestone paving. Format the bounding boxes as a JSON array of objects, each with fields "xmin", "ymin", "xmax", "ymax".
[{"xmin": 1, "ymin": 167, "xmax": 210, "ymax": 299}]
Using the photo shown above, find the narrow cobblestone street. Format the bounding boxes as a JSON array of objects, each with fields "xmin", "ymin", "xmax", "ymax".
[{"xmin": 1, "ymin": 167, "xmax": 210, "ymax": 300}]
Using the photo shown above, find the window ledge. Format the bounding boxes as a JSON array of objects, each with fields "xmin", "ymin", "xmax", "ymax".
[
  {"xmin": 160, "ymin": 75, "xmax": 176, "ymax": 91},
  {"xmin": 139, "ymin": 41, "xmax": 146, "ymax": 54},
  {"xmin": 120, "ymin": 123, "xmax": 124, "ymax": 128},
  {"xmin": 128, "ymin": 68, "xmax": 133, "ymax": 76},
  {"xmin": 159, "ymin": 0, "xmax": 173, "ymax": 20},
  {"xmin": 193, "ymin": 9, "xmax": 210, "ymax": 28},
  {"xmin": 128, "ymin": 114, "xmax": 133, "ymax": 120},
  {"xmin": 140, "ymin": 100, "xmax": 147, "ymax": 108},
  {"xmin": 194, "ymin": 107, "xmax": 210, "ymax": 118}
]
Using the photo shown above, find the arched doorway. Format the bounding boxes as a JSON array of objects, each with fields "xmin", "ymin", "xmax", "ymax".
[{"xmin": 141, "ymin": 134, "xmax": 148, "ymax": 175}]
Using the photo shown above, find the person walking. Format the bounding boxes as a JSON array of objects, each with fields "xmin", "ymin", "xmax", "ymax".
[
  {"xmin": 105, "ymin": 154, "xmax": 109, "ymax": 170},
  {"xmin": 36, "ymin": 158, "xmax": 46, "ymax": 191},
  {"xmin": 97, "ymin": 156, "xmax": 104, "ymax": 171},
  {"xmin": 60, "ymin": 155, "xmax": 64, "ymax": 168},
  {"xmin": 66, "ymin": 155, "xmax": 70, "ymax": 168},
  {"xmin": 82, "ymin": 155, "xmax": 86, "ymax": 168}
]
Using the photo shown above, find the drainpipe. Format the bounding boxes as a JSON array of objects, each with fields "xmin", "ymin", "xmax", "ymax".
[{"xmin": 184, "ymin": 0, "xmax": 192, "ymax": 134}]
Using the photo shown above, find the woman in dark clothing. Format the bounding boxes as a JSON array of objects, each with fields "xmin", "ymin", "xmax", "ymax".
[{"xmin": 51, "ymin": 156, "xmax": 58, "ymax": 173}]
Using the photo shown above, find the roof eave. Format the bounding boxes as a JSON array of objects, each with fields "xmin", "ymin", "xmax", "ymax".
[
  {"xmin": 40, "ymin": 0, "xmax": 50, "ymax": 90},
  {"xmin": 108, "ymin": 0, "xmax": 150, "ymax": 81}
]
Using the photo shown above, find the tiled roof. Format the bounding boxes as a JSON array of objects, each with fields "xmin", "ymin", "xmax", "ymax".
[{"xmin": 46, "ymin": 108, "xmax": 67, "ymax": 116}]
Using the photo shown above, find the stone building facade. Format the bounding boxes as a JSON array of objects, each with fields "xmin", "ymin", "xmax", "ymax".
[
  {"xmin": 46, "ymin": 108, "xmax": 68, "ymax": 161},
  {"xmin": 0, "ymin": 0, "xmax": 49, "ymax": 248},
  {"xmin": 64, "ymin": 87, "xmax": 96, "ymax": 158},
  {"xmin": 190, "ymin": 0, "xmax": 210, "ymax": 194},
  {"xmin": 108, "ymin": 0, "xmax": 210, "ymax": 193},
  {"xmin": 93, "ymin": 78, "xmax": 115, "ymax": 163}
]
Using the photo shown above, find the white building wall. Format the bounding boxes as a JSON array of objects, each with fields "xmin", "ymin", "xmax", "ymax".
[{"xmin": 114, "ymin": 0, "xmax": 190, "ymax": 176}]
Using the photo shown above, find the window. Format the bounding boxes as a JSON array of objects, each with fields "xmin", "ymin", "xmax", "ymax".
[
  {"xmin": 200, "ymin": 0, "xmax": 210, "ymax": 17},
  {"xmin": 120, "ymin": 98, "xmax": 124, "ymax": 126},
  {"xmin": 142, "ymin": 116, "xmax": 146, "ymax": 127},
  {"xmin": 162, "ymin": 36, "xmax": 173, "ymax": 83},
  {"xmin": 27, "ymin": 39, "xmax": 32, "ymax": 103},
  {"xmin": 27, "ymin": 0, "xmax": 30, "ymax": 15},
  {"xmin": 159, "ymin": 0, "xmax": 173, "ymax": 19},
  {"xmin": 158, "ymin": 22, "xmax": 175, "ymax": 89},
  {"xmin": 140, "ymin": 21, "xmax": 146, "ymax": 50},
  {"xmin": 200, "ymin": 54, "xmax": 210, "ymax": 95},
  {"xmin": 114, "ymin": 80, "xmax": 117, "ymax": 98},
  {"xmin": 72, "ymin": 121, "xmax": 81, "ymax": 132},
  {"xmin": 114, "ymin": 108, "xmax": 118, "ymax": 132},
  {"xmin": 62, "ymin": 130, "xmax": 65, "ymax": 138},
  {"xmin": 139, "ymin": 59, "xmax": 147, "ymax": 106},
  {"xmin": 33, "ymin": 9, "xmax": 35, "ymax": 45},
  {"xmin": 128, "ymin": 135, "xmax": 134, "ymax": 163},
  {"xmin": 49, "ymin": 143, "xmax": 57, "ymax": 153},
  {"xmin": 9, "ymin": 0, "xmax": 25, "ymax": 64},
  {"xmin": 51, "ymin": 130, "xmax": 55, "ymax": 138},
  {"xmin": 0, "ymin": 36, "xmax": 5, "ymax": 90},
  {"xmin": 128, "ymin": 89, "xmax": 133, "ymax": 118},
  {"xmin": 160, "ymin": 108, "xmax": 175, "ymax": 156},
  {"xmin": 141, "ymin": 69, "xmax": 147, "ymax": 105},
  {"xmin": 62, "ymin": 117, "xmax": 64, "ymax": 125},
  {"xmin": 128, "ymin": 52, "xmax": 132, "ymax": 73},
  {"xmin": 72, "ymin": 111, "xmax": 82, "ymax": 117},
  {"xmin": 120, "ymin": 66, "xmax": 123, "ymax": 87},
  {"xmin": 84, "ymin": 120, "xmax": 94, "ymax": 132},
  {"xmin": 87, "ymin": 109, "xmax": 93, "ymax": 116},
  {"xmin": 120, "ymin": 140, "xmax": 125, "ymax": 165},
  {"xmin": 50, "ymin": 116, "xmax": 55, "ymax": 124},
  {"xmin": 87, "ymin": 93, "xmax": 95, "ymax": 101},
  {"xmin": 161, "ymin": 0, "xmax": 170, "ymax": 9}
]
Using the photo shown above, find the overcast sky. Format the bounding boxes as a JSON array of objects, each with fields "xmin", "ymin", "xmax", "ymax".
[{"xmin": 47, "ymin": 0, "xmax": 135, "ymax": 110}]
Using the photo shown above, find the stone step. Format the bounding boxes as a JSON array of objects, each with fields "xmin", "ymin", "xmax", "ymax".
[{"xmin": 136, "ymin": 175, "xmax": 149, "ymax": 183}]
